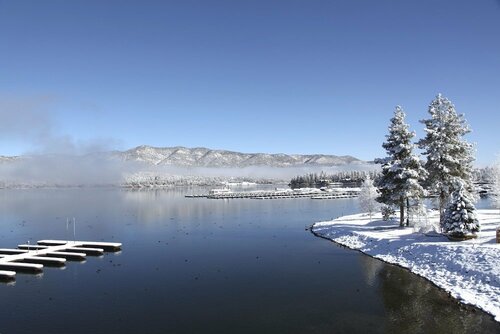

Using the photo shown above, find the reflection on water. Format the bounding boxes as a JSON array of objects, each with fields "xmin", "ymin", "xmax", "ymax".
[
  {"xmin": 0, "ymin": 188, "xmax": 498, "ymax": 334},
  {"xmin": 377, "ymin": 261, "xmax": 498, "ymax": 333},
  {"xmin": 358, "ymin": 249, "xmax": 499, "ymax": 333},
  {"xmin": 359, "ymin": 252, "xmax": 385, "ymax": 286}
]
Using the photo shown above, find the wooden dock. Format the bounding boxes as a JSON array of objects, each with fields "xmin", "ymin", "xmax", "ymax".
[{"xmin": 0, "ymin": 239, "xmax": 122, "ymax": 281}]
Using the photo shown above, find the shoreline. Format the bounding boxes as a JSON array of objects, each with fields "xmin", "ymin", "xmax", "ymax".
[{"xmin": 311, "ymin": 210, "xmax": 500, "ymax": 323}]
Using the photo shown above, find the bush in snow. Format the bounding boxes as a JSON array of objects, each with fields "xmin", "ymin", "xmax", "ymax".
[
  {"xmin": 409, "ymin": 201, "xmax": 437, "ymax": 233},
  {"xmin": 381, "ymin": 205, "xmax": 396, "ymax": 221},
  {"xmin": 443, "ymin": 181, "xmax": 480, "ymax": 237},
  {"xmin": 359, "ymin": 175, "xmax": 380, "ymax": 220}
]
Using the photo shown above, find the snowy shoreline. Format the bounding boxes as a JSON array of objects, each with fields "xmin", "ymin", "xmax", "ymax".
[{"xmin": 312, "ymin": 209, "xmax": 500, "ymax": 322}]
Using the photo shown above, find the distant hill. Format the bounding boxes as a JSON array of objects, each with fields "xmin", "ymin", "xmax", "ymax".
[
  {"xmin": 0, "ymin": 156, "xmax": 19, "ymax": 163},
  {"xmin": 0, "ymin": 146, "xmax": 369, "ymax": 188},
  {"xmin": 114, "ymin": 145, "xmax": 365, "ymax": 167}
]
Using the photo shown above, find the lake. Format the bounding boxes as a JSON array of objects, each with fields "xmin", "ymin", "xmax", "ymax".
[{"xmin": 0, "ymin": 188, "xmax": 498, "ymax": 333}]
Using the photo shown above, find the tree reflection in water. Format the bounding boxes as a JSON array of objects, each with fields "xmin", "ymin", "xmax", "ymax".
[{"xmin": 359, "ymin": 255, "xmax": 500, "ymax": 333}]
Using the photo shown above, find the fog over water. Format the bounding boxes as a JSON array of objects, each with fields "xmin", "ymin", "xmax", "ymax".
[
  {"xmin": 0, "ymin": 95, "xmax": 376, "ymax": 186},
  {"xmin": 0, "ymin": 156, "xmax": 376, "ymax": 186},
  {"xmin": 0, "ymin": 95, "xmax": 120, "ymax": 155}
]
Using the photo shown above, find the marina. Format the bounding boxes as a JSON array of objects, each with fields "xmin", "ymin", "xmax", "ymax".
[
  {"xmin": 0, "ymin": 239, "xmax": 122, "ymax": 281},
  {"xmin": 186, "ymin": 188, "xmax": 360, "ymax": 200}
]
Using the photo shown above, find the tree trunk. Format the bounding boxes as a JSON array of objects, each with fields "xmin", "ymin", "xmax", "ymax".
[
  {"xmin": 406, "ymin": 197, "xmax": 410, "ymax": 227},
  {"xmin": 399, "ymin": 197, "xmax": 405, "ymax": 227},
  {"xmin": 439, "ymin": 191, "xmax": 446, "ymax": 230}
]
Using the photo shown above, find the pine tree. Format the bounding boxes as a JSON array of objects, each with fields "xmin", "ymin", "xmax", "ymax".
[
  {"xmin": 376, "ymin": 106, "xmax": 427, "ymax": 226},
  {"xmin": 492, "ymin": 158, "xmax": 500, "ymax": 210},
  {"xmin": 359, "ymin": 175, "xmax": 379, "ymax": 220},
  {"xmin": 443, "ymin": 180, "xmax": 480, "ymax": 237},
  {"xmin": 418, "ymin": 94, "xmax": 475, "ymax": 223}
]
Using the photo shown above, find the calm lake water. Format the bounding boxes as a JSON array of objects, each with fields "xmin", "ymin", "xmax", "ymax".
[{"xmin": 0, "ymin": 188, "xmax": 498, "ymax": 334}]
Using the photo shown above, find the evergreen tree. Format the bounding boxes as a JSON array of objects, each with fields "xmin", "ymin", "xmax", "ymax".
[
  {"xmin": 492, "ymin": 158, "xmax": 500, "ymax": 210},
  {"xmin": 418, "ymin": 94, "xmax": 475, "ymax": 223},
  {"xmin": 376, "ymin": 106, "xmax": 427, "ymax": 226},
  {"xmin": 443, "ymin": 180, "xmax": 480, "ymax": 237},
  {"xmin": 359, "ymin": 175, "xmax": 379, "ymax": 220}
]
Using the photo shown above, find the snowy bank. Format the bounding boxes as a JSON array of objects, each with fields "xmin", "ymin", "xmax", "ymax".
[{"xmin": 312, "ymin": 209, "xmax": 500, "ymax": 322}]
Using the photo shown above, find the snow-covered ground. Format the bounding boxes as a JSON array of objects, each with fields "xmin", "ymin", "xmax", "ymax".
[{"xmin": 312, "ymin": 209, "xmax": 500, "ymax": 322}]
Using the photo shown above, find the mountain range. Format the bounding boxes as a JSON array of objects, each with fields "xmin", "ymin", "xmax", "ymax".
[
  {"xmin": 1, "ymin": 145, "xmax": 365, "ymax": 168},
  {"xmin": 115, "ymin": 145, "xmax": 364, "ymax": 167}
]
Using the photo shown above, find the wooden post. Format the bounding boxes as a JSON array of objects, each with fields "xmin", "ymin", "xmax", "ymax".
[{"xmin": 496, "ymin": 227, "xmax": 500, "ymax": 243}]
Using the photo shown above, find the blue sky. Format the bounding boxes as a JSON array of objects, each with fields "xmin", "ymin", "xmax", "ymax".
[{"xmin": 1, "ymin": 0, "xmax": 499, "ymax": 165}]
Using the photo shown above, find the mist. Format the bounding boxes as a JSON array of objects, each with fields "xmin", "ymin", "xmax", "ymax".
[
  {"xmin": 1, "ymin": 95, "xmax": 376, "ymax": 187},
  {"xmin": 146, "ymin": 163, "xmax": 377, "ymax": 180},
  {"xmin": 0, "ymin": 154, "xmax": 377, "ymax": 187},
  {"xmin": 0, "ymin": 95, "xmax": 129, "ymax": 187},
  {"xmin": 0, "ymin": 94, "xmax": 121, "ymax": 156},
  {"xmin": 0, "ymin": 155, "xmax": 140, "ymax": 187},
  {"xmin": 120, "ymin": 162, "xmax": 378, "ymax": 188}
]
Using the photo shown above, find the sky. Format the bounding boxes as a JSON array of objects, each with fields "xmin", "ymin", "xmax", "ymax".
[{"xmin": 0, "ymin": 0, "xmax": 499, "ymax": 165}]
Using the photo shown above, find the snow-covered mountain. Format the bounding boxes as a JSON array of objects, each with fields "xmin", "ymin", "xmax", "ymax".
[
  {"xmin": 0, "ymin": 146, "xmax": 369, "ymax": 188},
  {"xmin": 115, "ymin": 145, "xmax": 364, "ymax": 167},
  {"xmin": 0, "ymin": 156, "xmax": 19, "ymax": 164}
]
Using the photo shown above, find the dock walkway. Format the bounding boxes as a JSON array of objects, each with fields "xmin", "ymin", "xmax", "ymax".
[
  {"xmin": 0, "ymin": 240, "xmax": 121, "ymax": 281},
  {"xmin": 186, "ymin": 189, "xmax": 359, "ymax": 200}
]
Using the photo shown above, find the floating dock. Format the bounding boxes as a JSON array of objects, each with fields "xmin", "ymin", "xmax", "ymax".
[
  {"xmin": 310, "ymin": 194, "xmax": 358, "ymax": 199},
  {"xmin": 186, "ymin": 189, "xmax": 359, "ymax": 200},
  {"xmin": 0, "ymin": 239, "xmax": 122, "ymax": 281},
  {"xmin": 0, "ymin": 270, "xmax": 16, "ymax": 280},
  {"xmin": 37, "ymin": 240, "xmax": 122, "ymax": 252}
]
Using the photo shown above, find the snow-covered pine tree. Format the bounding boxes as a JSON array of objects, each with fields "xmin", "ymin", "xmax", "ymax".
[
  {"xmin": 492, "ymin": 157, "xmax": 500, "ymax": 210},
  {"xmin": 359, "ymin": 175, "xmax": 379, "ymax": 220},
  {"xmin": 443, "ymin": 180, "xmax": 480, "ymax": 238},
  {"xmin": 376, "ymin": 106, "xmax": 427, "ymax": 227},
  {"xmin": 418, "ymin": 94, "xmax": 475, "ymax": 223}
]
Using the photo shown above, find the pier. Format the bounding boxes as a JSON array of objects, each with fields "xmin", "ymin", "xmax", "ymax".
[
  {"xmin": 0, "ymin": 239, "xmax": 122, "ymax": 281},
  {"xmin": 186, "ymin": 189, "xmax": 359, "ymax": 200}
]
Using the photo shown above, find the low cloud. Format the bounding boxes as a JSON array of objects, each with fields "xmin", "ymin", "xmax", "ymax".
[
  {"xmin": 0, "ymin": 95, "xmax": 375, "ymax": 186},
  {"xmin": 0, "ymin": 158, "xmax": 376, "ymax": 187},
  {"xmin": 0, "ymin": 94, "xmax": 120, "ymax": 155},
  {"xmin": 0, "ymin": 155, "xmax": 140, "ymax": 186},
  {"xmin": 0, "ymin": 94, "xmax": 127, "ymax": 186},
  {"xmin": 151, "ymin": 163, "xmax": 376, "ymax": 179}
]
